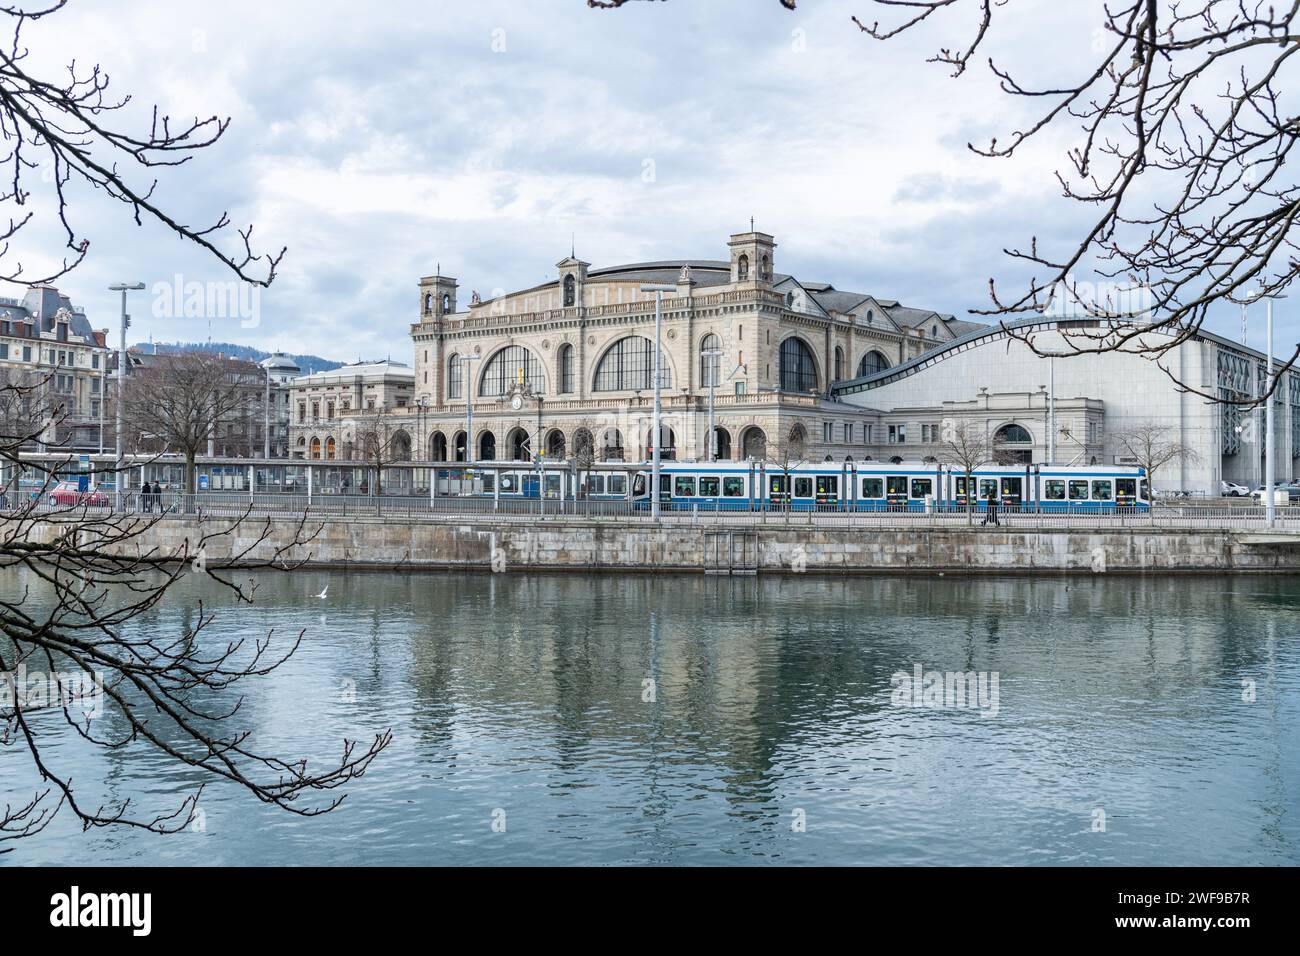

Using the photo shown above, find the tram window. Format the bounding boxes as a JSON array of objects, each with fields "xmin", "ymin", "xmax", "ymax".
[
  {"xmin": 500, "ymin": 474, "xmax": 517, "ymax": 493},
  {"xmin": 794, "ymin": 477, "xmax": 813, "ymax": 498},
  {"xmin": 979, "ymin": 479, "xmax": 997, "ymax": 500},
  {"xmin": 816, "ymin": 475, "xmax": 838, "ymax": 495},
  {"xmin": 1044, "ymin": 480, "xmax": 1065, "ymax": 500},
  {"xmin": 660, "ymin": 474, "xmax": 671, "ymax": 493},
  {"xmin": 1068, "ymin": 480, "xmax": 1089, "ymax": 500},
  {"xmin": 769, "ymin": 476, "xmax": 788, "ymax": 496},
  {"xmin": 955, "ymin": 476, "xmax": 968, "ymax": 496},
  {"xmin": 633, "ymin": 474, "xmax": 646, "ymax": 496},
  {"xmin": 861, "ymin": 477, "xmax": 884, "ymax": 498},
  {"xmin": 886, "ymin": 475, "xmax": 908, "ymax": 496},
  {"xmin": 1091, "ymin": 480, "xmax": 1112, "ymax": 501},
  {"xmin": 675, "ymin": 475, "xmax": 696, "ymax": 497},
  {"xmin": 481, "ymin": 473, "xmax": 495, "ymax": 493},
  {"xmin": 1115, "ymin": 478, "xmax": 1137, "ymax": 499},
  {"xmin": 910, "ymin": 478, "xmax": 933, "ymax": 499},
  {"xmin": 545, "ymin": 475, "xmax": 562, "ymax": 497},
  {"xmin": 723, "ymin": 476, "xmax": 746, "ymax": 497},
  {"xmin": 699, "ymin": 476, "xmax": 721, "ymax": 497},
  {"xmin": 588, "ymin": 475, "xmax": 605, "ymax": 495},
  {"xmin": 609, "ymin": 475, "xmax": 627, "ymax": 496},
  {"xmin": 1139, "ymin": 479, "xmax": 1149, "ymax": 501}
]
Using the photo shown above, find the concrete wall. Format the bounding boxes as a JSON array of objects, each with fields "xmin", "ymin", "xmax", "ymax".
[{"xmin": 21, "ymin": 516, "xmax": 1300, "ymax": 573}]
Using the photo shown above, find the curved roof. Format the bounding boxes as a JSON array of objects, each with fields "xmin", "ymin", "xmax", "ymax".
[
  {"xmin": 260, "ymin": 353, "xmax": 301, "ymax": 371},
  {"xmin": 830, "ymin": 315, "xmax": 1268, "ymax": 397}
]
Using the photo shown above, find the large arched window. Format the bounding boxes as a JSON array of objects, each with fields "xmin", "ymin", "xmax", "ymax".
[
  {"xmin": 995, "ymin": 424, "xmax": 1032, "ymax": 444},
  {"xmin": 857, "ymin": 350, "xmax": 890, "ymax": 377},
  {"xmin": 563, "ymin": 274, "xmax": 576, "ymax": 307},
  {"xmin": 593, "ymin": 336, "xmax": 671, "ymax": 391},
  {"xmin": 700, "ymin": 333, "xmax": 721, "ymax": 388},
  {"xmin": 479, "ymin": 345, "xmax": 546, "ymax": 396},
  {"xmin": 446, "ymin": 353, "xmax": 462, "ymax": 399},
  {"xmin": 557, "ymin": 343, "xmax": 575, "ymax": 393},
  {"xmin": 779, "ymin": 337, "xmax": 817, "ymax": 393}
]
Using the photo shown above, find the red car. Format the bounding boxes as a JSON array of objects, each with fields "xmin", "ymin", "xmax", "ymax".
[{"xmin": 48, "ymin": 480, "xmax": 109, "ymax": 507}]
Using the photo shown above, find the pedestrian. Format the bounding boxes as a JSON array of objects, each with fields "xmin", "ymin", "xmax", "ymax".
[
  {"xmin": 981, "ymin": 488, "xmax": 1000, "ymax": 527},
  {"xmin": 152, "ymin": 481, "xmax": 164, "ymax": 512},
  {"xmin": 141, "ymin": 480, "xmax": 152, "ymax": 513}
]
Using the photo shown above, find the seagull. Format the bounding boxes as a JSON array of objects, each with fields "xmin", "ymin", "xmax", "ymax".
[{"xmin": 316, "ymin": 585, "xmax": 329, "ymax": 599}]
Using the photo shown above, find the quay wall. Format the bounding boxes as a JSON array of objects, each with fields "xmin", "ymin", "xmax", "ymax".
[{"xmin": 17, "ymin": 515, "xmax": 1300, "ymax": 573}]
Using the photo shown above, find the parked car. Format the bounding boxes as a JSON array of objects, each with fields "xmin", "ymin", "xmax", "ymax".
[
  {"xmin": 1250, "ymin": 483, "xmax": 1300, "ymax": 502},
  {"xmin": 47, "ymin": 480, "xmax": 109, "ymax": 507},
  {"xmin": 1220, "ymin": 481, "xmax": 1249, "ymax": 497}
]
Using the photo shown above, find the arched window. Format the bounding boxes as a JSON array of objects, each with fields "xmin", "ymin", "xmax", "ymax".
[
  {"xmin": 453, "ymin": 430, "xmax": 468, "ymax": 462},
  {"xmin": 647, "ymin": 425, "xmax": 676, "ymax": 460},
  {"xmin": 788, "ymin": 424, "xmax": 808, "ymax": 455},
  {"xmin": 740, "ymin": 426, "xmax": 766, "ymax": 460},
  {"xmin": 310, "ymin": 437, "xmax": 321, "ymax": 460},
  {"xmin": 995, "ymin": 424, "xmax": 1032, "ymax": 444},
  {"xmin": 737, "ymin": 254, "xmax": 749, "ymax": 280},
  {"xmin": 507, "ymin": 427, "xmax": 530, "ymax": 461},
  {"xmin": 563, "ymin": 274, "xmax": 576, "ymax": 308},
  {"xmin": 593, "ymin": 336, "xmax": 671, "ymax": 391},
  {"xmin": 431, "ymin": 431, "xmax": 448, "ymax": 461},
  {"xmin": 557, "ymin": 343, "xmax": 575, "ymax": 393},
  {"xmin": 857, "ymin": 350, "xmax": 890, "ymax": 377},
  {"xmin": 441, "ymin": 293, "xmax": 451, "ymax": 314},
  {"xmin": 699, "ymin": 333, "xmax": 721, "ymax": 388},
  {"xmin": 572, "ymin": 428, "xmax": 595, "ymax": 461},
  {"xmin": 545, "ymin": 429, "xmax": 566, "ymax": 458},
  {"xmin": 711, "ymin": 427, "xmax": 731, "ymax": 461},
  {"xmin": 479, "ymin": 345, "xmax": 546, "ymax": 396},
  {"xmin": 325, "ymin": 437, "xmax": 336, "ymax": 460},
  {"xmin": 424, "ymin": 293, "xmax": 433, "ymax": 314},
  {"xmin": 600, "ymin": 428, "xmax": 624, "ymax": 461},
  {"xmin": 478, "ymin": 431, "xmax": 496, "ymax": 461},
  {"xmin": 392, "ymin": 431, "xmax": 412, "ymax": 462},
  {"xmin": 446, "ymin": 353, "xmax": 462, "ymax": 399},
  {"xmin": 779, "ymin": 337, "xmax": 817, "ymax": 393},
  {"xmin": 760, "ymin": 254, "xmax": 770, "ymax": 280},
  {"xmin": 834, "ymin": 346, "xmax": 845, "ymax": 382}
]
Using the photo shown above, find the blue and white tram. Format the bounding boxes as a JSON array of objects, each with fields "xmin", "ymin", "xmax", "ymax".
[{"xmin": 627, "ymin": 460, "xmax": 1149, "ymax": 513}]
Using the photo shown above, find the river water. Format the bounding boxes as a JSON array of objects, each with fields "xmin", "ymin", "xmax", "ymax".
[{"xmin": 2, "ymin": 569, "xmax": 1297, "ymax": 865}]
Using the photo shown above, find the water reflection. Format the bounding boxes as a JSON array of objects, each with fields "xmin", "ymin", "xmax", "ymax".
[{"xmin": 1, "ymin": 570, "xmax": 1296, "ymax": 865}]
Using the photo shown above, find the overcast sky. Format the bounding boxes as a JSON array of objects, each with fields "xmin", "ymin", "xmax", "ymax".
[{"xmin": 3, "ymin": 0, "xmax": 1280, "ymax": 360}]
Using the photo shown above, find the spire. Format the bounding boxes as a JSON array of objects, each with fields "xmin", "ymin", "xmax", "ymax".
[{"xmin": 750, "ymin": 216, "xmax": 754, "ymax": 232}]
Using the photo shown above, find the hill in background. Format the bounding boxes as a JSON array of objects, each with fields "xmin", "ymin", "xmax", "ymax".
[{"xmin": 129, "ymin": 341, "xmax": 343, "ymax": 375}]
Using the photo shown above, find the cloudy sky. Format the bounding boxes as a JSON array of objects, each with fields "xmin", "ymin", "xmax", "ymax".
[{"xmin": 2, "ymin": 0, "xmax": 1277, "ymax": 360}]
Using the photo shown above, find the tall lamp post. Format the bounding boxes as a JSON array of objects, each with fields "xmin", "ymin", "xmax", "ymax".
[
  {"xmin": 641, "ymin": 283, "xmax": 675, "ymax": 519},
  {"xmin": 108, "ymin": 281, "xmax": 145, "ymax": 511},
  {"xmin": 462, "ymin": 353, "xmax": 481, "ymax": 463},
  {"xmin": 702, "ymin": 346, "xmax": 723, "ymax": 461},
  {"xmin": 1264, "ymin": 292, "xmax": 1284, "ymax": 528}
]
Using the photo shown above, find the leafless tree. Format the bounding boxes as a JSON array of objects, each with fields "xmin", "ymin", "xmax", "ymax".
[
  {"xmin": 763, "ymin": 424, "xmax": 809, "ymax": 518},
  {"xmin": 348, "ymin": 409, "xmax": 412, "ymax": 496},
  {"xmin": 0, "ymin": 374, "xmax": 390, "ymax": 852},
  {"xmin": 0, "ymin": 1, "xmax": 284, "ymax": 285},
  {"xmin": 1113, "ymin": 418, "xmax": 1201, "ymax": 492},
  {"xmin": 594, "ymin": 0, "xmax": 1300, "ymax": 403},
  {"xmin": 123, "ymin": 351, "xmax": 259, "ymax": 505},
  {"xmin": 937, "ymin": 418, "xmax": 997, "ymax": 524}
]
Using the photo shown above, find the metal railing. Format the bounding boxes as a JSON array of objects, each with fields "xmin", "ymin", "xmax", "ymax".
[{"xmin": 8, "ymin": 490, "xmax": 1300, "ymax": 531}]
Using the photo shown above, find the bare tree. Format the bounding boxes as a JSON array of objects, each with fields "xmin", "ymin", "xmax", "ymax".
[
  {"xmin": 937, "ymin": 419, "xmax": 997, "ymax": 524},
  {"xmin": 0, "ymin": 1, "xmax": 283, "ymax": 285},
  {"xmin": 1113, "ymin": 418, "xmax": 1201, "ymax": 494},
  {"xmin": 763, "ymin": 424, "xmax": 808, "ymax": 517},
  {"xmin": 594, "ymin": 0, "xmax": 1300, "ymax": 402},
  {"xmin": 0, "ymin": 374, "xmax": 390, "ymax": 851},
  {"xmin": 348, "ymin": 409, "xmax": 412, "ymax": 496},
  {"xmin": 123, "ymin": 351, "xmax": 258, "ymax": 505}
]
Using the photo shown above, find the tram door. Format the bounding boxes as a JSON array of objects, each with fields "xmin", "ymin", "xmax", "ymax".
[
  {"xmin": 1000, "ymin": 476, "xmax": 1023, "ymax": 510},
  {"xmin": 815, "ymin": 475, "xmax": 839, "ymax": 507},
  {"xmin": 886, "ymin": 475, "xmax": 909, "ymax": 510},
  {"xmin": 1115, "ymin": 478, "xmax": 1137, "ymax": 507},
  {"xmin": 523, "ymin": 475, "xmax": 540, "ymax": 498}
]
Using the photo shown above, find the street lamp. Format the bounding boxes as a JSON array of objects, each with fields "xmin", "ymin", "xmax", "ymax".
[
  {"xmin": 1263, "ymin": 292, "xmax": 1284, "ymax": 528},
  {"xmin": 641, "ymin": 283, "xmax": 675, "ymax": 519},
  {"xmin": 702, "ymin": 347, "xmax": 723, "ymax": 461},
  {"xmin": 108, "ymin": 281, "xmax": 145, "ymax": 510},
  {"xmin": 462, "ymin": 353, "xmax": 481, "ymax": 463}
]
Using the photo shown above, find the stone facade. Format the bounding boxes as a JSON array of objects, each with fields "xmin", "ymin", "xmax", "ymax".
[{"xmin": 371, "ymin": 228, "xmax": 964, "ymax": 466}]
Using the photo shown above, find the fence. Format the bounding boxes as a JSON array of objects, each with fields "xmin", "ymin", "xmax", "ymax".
[{"xmin": 7, "ymin": 490, "xmax": 1300, "ymax": 531}]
